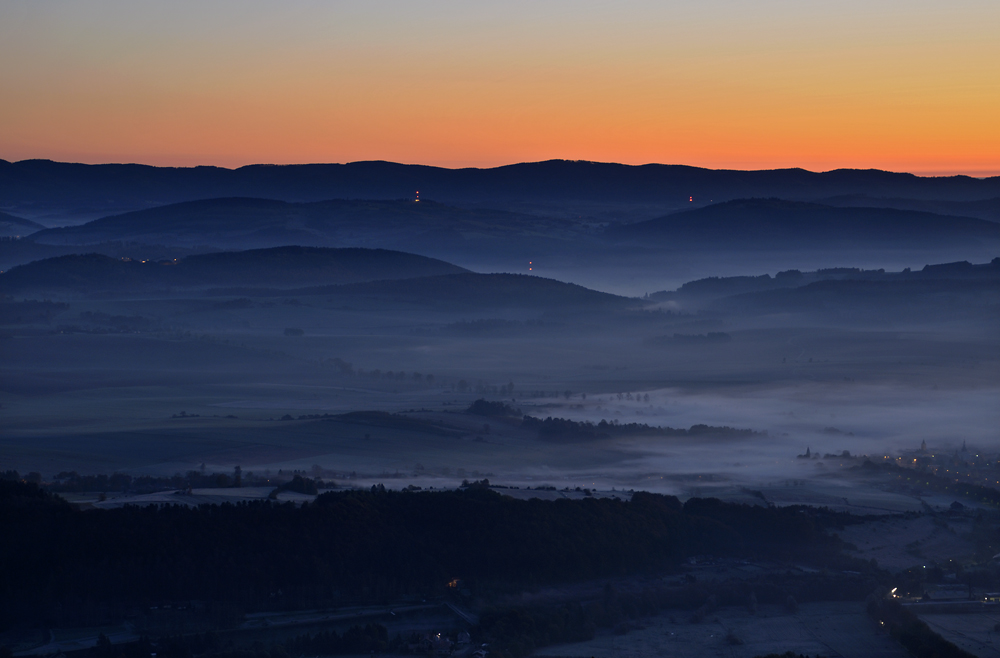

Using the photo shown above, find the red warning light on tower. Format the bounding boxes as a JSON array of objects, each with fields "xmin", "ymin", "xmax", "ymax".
[
  {"xmin": 529, "ymin": 261, "xmax": 532, "ymax": 271},
  {"xmin": 415, "ymin": 190, "xmax": 420, "ymax": 202},
  {"xmin": 689, "ymin": 196, "xmax": 693, "ymax": 202}
]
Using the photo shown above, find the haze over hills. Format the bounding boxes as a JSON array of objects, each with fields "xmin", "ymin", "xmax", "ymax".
[
  {"xmin": 6, "ymin": 0, "xmax": 1000, "ymax": 650},
  {"xmin": 0, "ymin": 210, "xmax": 44, "ymax": 238},
  {"xmin": 8, "ymin": 158, "xmax": 1000, "ymax": 297},
  {"xmin": 0, "ymin": 246, "xmax": 468, "ymax": 293},
  {"xmin": 285, "ymin": 272, "xmax": 633, "ymax": 311},
  {"xmin": 712, "ymin": 275, "xmax": 1000, "ymax": 325},
  {"xmin": 649, "ymin": 258, "xmax": 1000, "ymax": 327},
  {"xmin": 606, "ymin": 198, "xmax": 1000, "ymax": 248},
  {"xmin": 4, "ymin": 160, "xmax": 998, "ymax": 495},
  {"xmin": 654, "ymin": 258, "xmax": 1000, "ymax": 303},
  {"xmin": 22, "ymin": 195, "xmax": 1000, "ymax": 259},
  {"xmin": 0, "ymin": 249, "xmax": 629, "ymax": 312},
  {"xmin": 26, "ymin": 197, "xmax": 586, "ymax": 251},
  {"xmin": 4, "ymin": 158, "xmax": 1000, "ymax": 226},
  {"xmin": 818, "ymin": 194, "xmax": 1000, "ymax": 223},
  {"xmin": 12, "ymin": 193, "xmax": 1000, "ymax": 296}
]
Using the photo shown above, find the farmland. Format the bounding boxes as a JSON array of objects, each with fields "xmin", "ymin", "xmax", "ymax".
[{"xmin": 535, "ymin": 601, "xmax": 909, "ymax": 658}]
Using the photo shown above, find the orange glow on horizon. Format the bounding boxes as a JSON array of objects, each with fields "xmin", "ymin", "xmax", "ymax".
[{"xmin": 1, "ymin": 2, "xmax": 998, "ymax": 177}]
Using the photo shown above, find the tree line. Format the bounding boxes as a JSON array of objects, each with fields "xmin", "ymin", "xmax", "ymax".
[
  {"xmin": 520, "ymin": 414, "xmax": 761, "ymax": 441},
  {"xmin": 0, "ymin": 468, "xmax": 318, "ymax": 495}
]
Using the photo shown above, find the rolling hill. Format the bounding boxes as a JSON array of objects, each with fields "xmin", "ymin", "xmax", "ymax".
[
  {"xmin": 652, "ymin": 257, "xmax": 1000, "ymax": 302},
  {"xmin": 818, "ymin": 195, "xmax": 1000, "ymax": 223},
  {"xmin": 0, "ymin": 211, "xmax": 44, "ymax": 238},
  {"xmin": 282, "ymin": 272, "xmax": 634, "ymax": 310},
  {"xmin": 0, "ymin": 246, "xmax": 469, "ymax": 293},
  {"xmin": 0, "ymin": 248, "xmax": 632, "ymax": 311},
  {"xmin": 605, "ymin": 198, "xmax": 1000, "ymax": 248},
  {"xmin": 643, "ymin": 257, "xmax": 1000, "ymax": 324},
  {"xmin": 711, "ymin": 274, "xmax": 1000, "ymax": 324},
  {"xmin": 26, "ymin": 197, "xmax": 585, "ymax": 251}
]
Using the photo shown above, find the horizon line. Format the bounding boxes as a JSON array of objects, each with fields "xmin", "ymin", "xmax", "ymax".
[{"xmin": 3, "ymin": 156, "xmax": 999, "ymax": 180}]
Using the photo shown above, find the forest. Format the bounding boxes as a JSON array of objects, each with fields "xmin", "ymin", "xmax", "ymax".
[{"xmin": 0, "ymin": 479, "xmax": 863, "ymax": 631}]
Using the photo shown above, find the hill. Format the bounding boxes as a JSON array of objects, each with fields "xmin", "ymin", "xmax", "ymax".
[
  {"xmin": 606, "ymin": 198, "xmax": 1000, "ymax": 248},
  {"xmin": 4, "ymin": 158, "xmax": 1000, "ymax": 222},
  {"xmin": 652, "ymin": 258, "xmax": 1000, "ymax": 303},
  {"xmin": 0, "ymin": 211, "xmax": 44, "ymax": 238},
  {"xmin": 243, "ymin": 272, "xmax": 634, "ymax": 310},
  {"xmin": 0, "ymin": 251, "xmax": 630, "ymax": 311},
  {"xmin": 0, "ymin": 246, "xmax": 468, "ymax": 293},
  {"xmin": 818, "ymin": 195, "xmax": 1000, "ymax": 223},
  {"xmin": 649, "ymin": 258, "xmax": 1000, "ymax": 324},
  {"xmin": 713, "ymin": 274, "xmax": 1000, "ymax": 324},
  {"xmin": 27, "ymin": 197, "xmax": 584, "ymax": 250}
]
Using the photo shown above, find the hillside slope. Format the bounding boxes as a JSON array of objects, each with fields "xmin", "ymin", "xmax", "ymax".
[
  {"xmin": 0, "ymin": 246, "xmax": 469, "ymax": 293},
  {"xmin": 0, "ymin": 211, "xmax": 44, "ymax": 238},
  {"xmin": 606, "ymin": 198, "xmax": 1000, "ymax": 248},
  {"xmin": 27, "ymin": 197, "xmax": 583, "ymax": 250}
]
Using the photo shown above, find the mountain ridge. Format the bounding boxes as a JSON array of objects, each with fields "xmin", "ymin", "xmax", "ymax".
[{"xmin": 4, "ymin": 159, "xmax": 1000, "ymax": 223}]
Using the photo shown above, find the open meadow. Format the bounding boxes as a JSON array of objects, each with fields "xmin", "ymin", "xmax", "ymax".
[{"xmin": 535, "ymin": 602, "xmax": 909, "ymax": 658}]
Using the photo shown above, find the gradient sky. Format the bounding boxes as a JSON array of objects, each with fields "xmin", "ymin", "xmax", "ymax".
[{"xmin": 2, "ymin": 1, "xmax": 999, "ymax": 174}]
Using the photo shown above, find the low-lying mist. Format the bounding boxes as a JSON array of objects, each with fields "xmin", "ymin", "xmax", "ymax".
[{"xmin": 505, "ymin": 382, "xmax": 1000, "ymax": 492}]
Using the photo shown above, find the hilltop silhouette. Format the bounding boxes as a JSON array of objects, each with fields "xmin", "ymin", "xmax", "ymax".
[{"xmin": 4, "ymin": 158, "xmax": 999, "ymax": 223}]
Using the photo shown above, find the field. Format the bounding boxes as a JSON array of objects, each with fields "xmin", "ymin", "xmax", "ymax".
[
  {"xmin": 837, "ymin": 514, "xmax": 979, "ymax": 571},
  {"xmin": 535, "ymin": 602, "xmax": 908, "ymax": 658},
  {"xmin": 920, "ymin": 611, "xmax": 1000, "ymax": 658}
]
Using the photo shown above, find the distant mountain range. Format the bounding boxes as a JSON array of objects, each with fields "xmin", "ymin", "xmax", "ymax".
[
  {"xmin": 5, "ymin": 160, "xmax": 1000, "ymax": 291},
  {"xmin": 0, "ymin": 246, "xmax": 467, "ymax": 293},
  {"xmin": 3, "ymin": 158, "xmax": 999, "ymax": 224}
]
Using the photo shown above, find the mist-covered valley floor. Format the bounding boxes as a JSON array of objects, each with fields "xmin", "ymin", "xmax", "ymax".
[{"xmin": 2, "ymin": 246, "xmax": 997, "ymax": 504}]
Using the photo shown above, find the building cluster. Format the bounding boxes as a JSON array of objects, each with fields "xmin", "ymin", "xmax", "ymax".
[{"xmin": 896, "ymin": 440, "xmax": 1000, "ymax": 490}]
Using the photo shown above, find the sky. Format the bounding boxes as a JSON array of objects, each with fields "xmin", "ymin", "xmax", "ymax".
[{"xmin": 2, "ymin": 1, "xmax": 999, "ymax": 175}]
